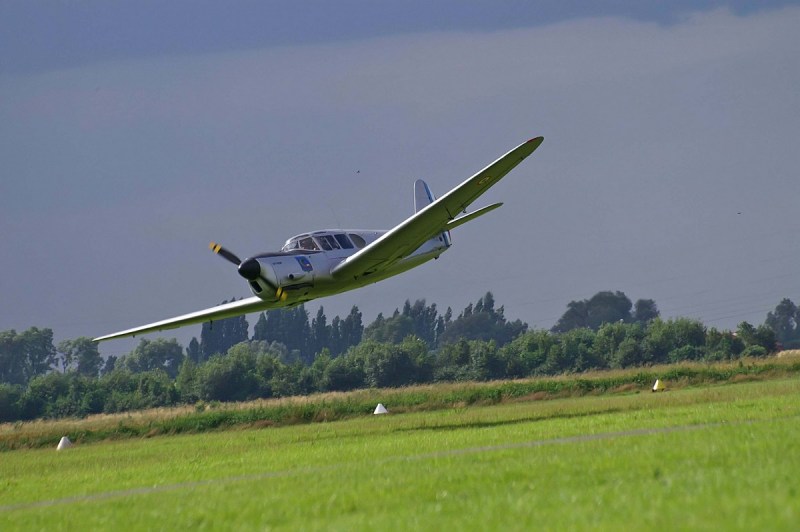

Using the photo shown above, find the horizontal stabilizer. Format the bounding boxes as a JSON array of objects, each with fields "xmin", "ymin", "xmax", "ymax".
[{"xmin": 445, "ymin": 202, "xmax": 503, "ymax": 231}]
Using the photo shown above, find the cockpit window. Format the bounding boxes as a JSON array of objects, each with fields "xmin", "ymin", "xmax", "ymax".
[
  {"xmin": 283, "ymin": 233, "xmax": 359, "ymax": 252},
  {"xmin": 334, "ymin": 233, "xmax": 354, "ymax": 249},
  {"xmin": 314, "ymin": 234, "xmax": 340, "ymax": 251},
  {"xmin": 298, "ymin": 237, "xmax": 319, "ymax": 251},
  {"xmin": 348, "ymin": 233, "xmax": 367, "ymax": 248}
]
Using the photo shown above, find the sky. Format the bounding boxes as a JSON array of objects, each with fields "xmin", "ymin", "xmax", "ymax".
[{"xmin": 2, "ymin": 1, "xmax": 799, "ymax": 358}]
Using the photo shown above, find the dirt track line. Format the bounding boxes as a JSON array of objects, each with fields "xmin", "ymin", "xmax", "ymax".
[{"xmin": 0, "ymin": 417, "xmax": 776, "ymax": 513}]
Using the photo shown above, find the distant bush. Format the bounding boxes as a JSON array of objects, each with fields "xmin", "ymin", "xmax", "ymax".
[{"xmin": 741, "ymin": 345, "xmax": 768, "ymax": 358}]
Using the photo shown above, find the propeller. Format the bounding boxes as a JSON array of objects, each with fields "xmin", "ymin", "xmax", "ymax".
[
  {"xmin": 209, "ymin": 242, "xmax": 241, "ymax": 266},
  {"xmin": 209, "ymin": 242, "xmax": 285, "ymax": 300}
]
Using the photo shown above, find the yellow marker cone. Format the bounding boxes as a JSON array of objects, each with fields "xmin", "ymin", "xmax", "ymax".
[{"xmin": 652, "ymin": 379, "xmax": 665, "ymax": 392}]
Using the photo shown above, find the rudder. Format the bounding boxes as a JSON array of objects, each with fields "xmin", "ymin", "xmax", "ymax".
[{"xmin": 414, "ymin": 179, "xmax": 451, "ymax": 247}]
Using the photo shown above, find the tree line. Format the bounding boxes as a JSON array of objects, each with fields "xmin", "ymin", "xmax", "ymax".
[{"xmin": 1, "ymin": 290, "xmax": 792, "ymax": 422}]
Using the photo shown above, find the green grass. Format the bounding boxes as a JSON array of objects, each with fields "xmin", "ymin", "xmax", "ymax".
[{"xmin": 1, "ymin": 378, "xmax": 799, "ymax": 530}]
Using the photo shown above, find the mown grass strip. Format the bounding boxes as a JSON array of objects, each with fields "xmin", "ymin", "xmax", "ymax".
[
  {"xmin": 2, "ymin": 354, "xmax": 799, "ymax": 451},
  {"xmin": 3, "ymin": 381, "xmax": 799, "ymax": 530}
]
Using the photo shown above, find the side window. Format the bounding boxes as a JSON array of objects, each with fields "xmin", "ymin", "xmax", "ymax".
[
  {"xmin": 348, "ymin": 233, "xmax": 367, "ymax": 248},
  {"xmin": 315, "ymin": 237, "xmax": 331, "ymax": 251},
  {"xmin": 334, "ymin": 233, "xmax": 354, "ymax": 249},
  {"xmin": 319, "ymin": 235, "xmax": 341, "ymax": 250},
  {"xmin": 315, "ymin": 235, "xmax": 339, "ymax": 251}
]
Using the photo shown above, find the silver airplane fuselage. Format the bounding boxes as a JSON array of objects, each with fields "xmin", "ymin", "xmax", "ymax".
[{"xmin": 245, "ymin": 229, "xmax": 449, "ymax": 306}]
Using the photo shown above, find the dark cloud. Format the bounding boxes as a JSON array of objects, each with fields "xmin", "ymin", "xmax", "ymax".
[
  {"xmin": 1, "ymin": 1, "xmax": 793, "ymax": 73},
  {"xmin": 1, "ymin": 6, "xmax": 798, "ymax": 355}
]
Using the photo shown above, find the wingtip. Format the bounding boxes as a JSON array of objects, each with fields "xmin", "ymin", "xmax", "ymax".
[
  {"xmin": 526, "ymin": 136, "xmax": 544, "ymax": 144},
  {"xmin": 92, "ymin": 332, "xmax": 117, "ymax": 342}
]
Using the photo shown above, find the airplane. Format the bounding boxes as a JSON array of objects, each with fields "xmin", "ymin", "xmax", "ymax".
[{"xmin": 94, "ymin": 136, "xmax": 544, "ymax": 342}]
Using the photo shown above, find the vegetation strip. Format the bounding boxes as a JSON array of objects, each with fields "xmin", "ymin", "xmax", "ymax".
[
  {"xmin": 3, "ymin": 355, "xmax": 800, "ymax": 451},
  {"xmin": 3, "ymin": 415, "xmax": 788, "ymax": 514},
  {"xmin": 5, "ymin": 291, "xmax": 798, "ymax": 426}
]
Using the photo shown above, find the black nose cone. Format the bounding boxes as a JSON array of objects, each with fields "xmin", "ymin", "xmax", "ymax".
[{"xmin": 238, "ymin": 259, "xmax": 261, "ymax": 281}]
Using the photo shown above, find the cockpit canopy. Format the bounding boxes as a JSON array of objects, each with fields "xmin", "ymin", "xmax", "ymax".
[{"xmin": 282, "ymin": 231, "xmax": 367, "ymax": 252}]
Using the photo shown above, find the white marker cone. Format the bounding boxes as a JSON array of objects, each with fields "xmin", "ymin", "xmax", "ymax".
[
  {"xmin": 57, "ymin": 436, "xmax": 72, "ymax": 450},
  {"xmin": 373, "ymin": 403, "xmax": 388, "ymax": 415}
]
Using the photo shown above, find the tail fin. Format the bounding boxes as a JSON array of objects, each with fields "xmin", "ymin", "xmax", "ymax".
[
  {"xmin": 414, "ymin": 179, "xmax": 435, "ymax": 213},
  {"xmin": 414, "ymin": 179, "xmax": 452, "ymax": 247}
]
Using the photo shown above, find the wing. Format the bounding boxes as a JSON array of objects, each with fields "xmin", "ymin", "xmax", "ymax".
[
  {"xmin": 332, "ymin": 136, "xmax": 543, "ymax": 281},
  {"xmin": 93, "ymin": 296, "xmax": 274, "ymax": 342}
]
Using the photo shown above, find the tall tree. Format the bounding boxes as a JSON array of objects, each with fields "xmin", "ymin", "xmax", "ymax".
[
  {"xmin": 122, "ymin": 338, "xmax": 185, "ymax": 378},
  {"xmin": 310, "ymin": 307, "xmax": 329, "ymax": 360},
  {"xmin": 551, "ymin": 300, "xmax": 589, "ymax": 333},
  {"xmin": 329, "ymin": 316, "xmax": 344, "ymax": 356},
  {"xmin": 200, "ymin": 307, "xmax": 224, "ymax": 361},
  {"xmin": 633, "ymin": 299, "xmax": 660, "ymax": 324},
  {"xmin": 253, "ymin": 306, "xmax": 311, "ymax": 357},
  {"xmin": 57, "ymin": 337, "xmax": 103, "ymax": 377},
  {"xmin": 285, "ymin": 305, "xmax": 311, "ymax": 356},
  {"xmin": 339, "ymin": 305, "xmax": 364, "ymax": 352},
  {"xmin": 363, "ymin": 300, "xmax": 441, "ymax": 346},
  {"xmin": 363, "ymin": 310, "xmax": 413, "ymax": 344},
  {"xmin": 585, "ymin": 291, "xmax": 633, "ymax": 329},
  {"xmin": 406, "ymin": 299, "xmax": 440, "ymax": 346},
  {"xmin": 222, "ymin": 310, "xmax": 249, "ymax": 349},
  {"xmin": 437, "ymin": 292, "xmax": 526, "ymax": 347},
  {"xmin": 0, "ymin": 330, "xmax": 23, "ymax": 384},
  {"xmin": 199, "ymin": 299, "xmax": 249, "ymax": 359},
  {"xmin": 102, "ymin": 355, "xmax": 117, "ymax": 376},
  {"xmin": 765, "ymin": 298, "xmax": 798, "ymax": 345},
  {"xmin": 0, "ymin": 328, "xmax": 56, "ymax": 385},
  {"xmin": 552, "ymin": 291, "xmax": 638, "ymax": 332},
  {"xmin": 253, "ymin": 313, "xmax": 270, "ymax": 342},
  {"xmin": 186, "ymin": 337, "xmax": 201, "ymax": 364}
]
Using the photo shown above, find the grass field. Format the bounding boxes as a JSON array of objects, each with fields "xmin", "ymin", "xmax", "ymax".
[
  {"xmin": 1, "ymin": 377, "xmax": 799, "ymax": 530},
  {"xmin": 4, "ymin": 354, "xmax": 800, "ymax": 452}
]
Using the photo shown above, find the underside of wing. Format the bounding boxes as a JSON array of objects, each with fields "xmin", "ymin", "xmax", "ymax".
[
  {"xmin": 332, "ymin": 136, "xmax": 543, "ymax": 281},
  {"xmin": 94, "ymin": 296, "xmax": 274, "ymax": 342}
]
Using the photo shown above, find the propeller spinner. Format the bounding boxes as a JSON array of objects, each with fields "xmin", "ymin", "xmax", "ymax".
[{"xmin": 209, "ymin": 241, "xmax": 284, "ymax": 300}]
